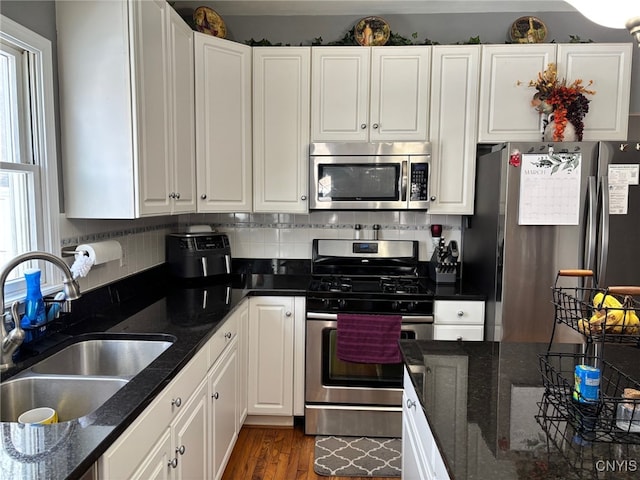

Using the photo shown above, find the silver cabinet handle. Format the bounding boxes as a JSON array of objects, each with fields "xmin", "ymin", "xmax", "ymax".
[
  {"xmin": 224, "ymin": 332, "xmax": 232, "ymax": 339},
  {"xmin": 172, "ymin": 397, "xmax": 182, "ymax": 408},
  {"xmin": 430, "ymin": 195, "xmax": 436, "ymax": 201},
  {"xmin": 406, "ymin": 399, "xmax": 416, "ymax": 409},
  {"xmin": 213, "ymin": 392, "xmax": 219, "ymax": 400},
  {"xmin": 176, "ymin": 445, "xmax": 186, "ymax": 455},
  {"xmin": 301, "ymin": 195, "xmax": 307, "ymax": 201},
  {"xmin": 457, "ymin": 336, "xmax": 463, "ymax": 341},
  {"xmin": 361, "ymin": 124, "xmax": 367, "ymax": 129},
  {"xmin": 372, "ymin": 123, "xmax": 379, "ymax": 129},
  {"xmin": 168, "ymin": 458, "xmax": 178, "ymax": 469},
  {"xmin": 200, "ymin": 194, "xmax": 207, "ymax": 199},
  {"xmin": 285, "ymin": 311, "xmax": 292, "ymax": 317},
  {"xmin": 457, "ymin": 310, "xmax": 464, "ymax": 317},
  {"xmin": 175, "ymin": 192, "xmax": 180, "ymax": 199},
  {"xmin": 169, "ymin": 192, "xmax": 175, "ymax": 199}
]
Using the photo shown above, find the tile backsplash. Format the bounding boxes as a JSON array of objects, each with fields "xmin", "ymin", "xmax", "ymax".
[
  {"xmin": 182, "ymin": 211, "xmax": 461, "ymax": 262},
  {"xmin": 59, "ymin": 211, "xmax": 461, "ymax": 292}
]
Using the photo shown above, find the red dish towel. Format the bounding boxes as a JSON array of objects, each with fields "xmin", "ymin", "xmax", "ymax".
[{"xmin": 336, "ymin": 313, "xmax": 402, "ymax": 364}]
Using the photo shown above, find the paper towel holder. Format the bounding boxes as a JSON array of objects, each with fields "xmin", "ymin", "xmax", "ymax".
[{"xmin": 61, "ymin": 246, "xmax": 88, "ymax": 257}]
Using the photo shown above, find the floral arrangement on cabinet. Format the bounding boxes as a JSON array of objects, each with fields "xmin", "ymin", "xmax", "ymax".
[{"xmin": 529, "ymin": 63, "xmax": 595, "ymax": 142}]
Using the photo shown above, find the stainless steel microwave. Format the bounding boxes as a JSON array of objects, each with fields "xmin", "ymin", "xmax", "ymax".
[{"xmin": 309, "ymin": 142, "xmax": 431, "ymax": 210}]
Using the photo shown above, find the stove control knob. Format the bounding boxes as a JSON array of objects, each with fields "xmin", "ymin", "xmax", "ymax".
[
  {"xmin": 322, "ymin": 299, "xmax": 332, "ymax": 308},
  {"xmin": 391, "ymin": 301, "xmax": 400, "ymax": 311},
  {"xmin": 338, "ymin": 299, "xmax": 347, "ymax": 309},
  {"xmin": 406, "ymin": 302, "xmax": 416, "ymax": 312}
]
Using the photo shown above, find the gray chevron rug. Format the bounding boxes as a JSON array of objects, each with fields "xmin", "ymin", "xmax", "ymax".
[{"xmin": 314, "ymin": 435, "xmax": 402, "ymax": 477}]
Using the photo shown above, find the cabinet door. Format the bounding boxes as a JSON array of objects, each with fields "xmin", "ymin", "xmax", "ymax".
[
  {"xmin": 130, "ymin": 429, "xmax": 172, "ymax": 480},
  {"xmin": 237, "ymin": 301, "xmax": 249, "ymax": 425},
  {"xmin": 478, "ymin": 44, "xmax": 556, "ymax": 142},
  {"xmin": 195, "ymin": 34, "xmax": 252, "ymax": 212},
  {"xmin": 370, "ymin": 46, "xmax": 430, "ymax": 141},
  {"xmin": 253, "ymin": 48, "xmax": 310, "ymax": 213},
  {"xmin": 557, "ymin": 43, "xmax": 632, "ymax": 141},
  {"xmin": 293, "ymin": 297, "xmax": 306, "ymax": 416},
  {"xmin": 173, "ymin": 380, "xmax": 209, "ymax": 480},
  {"xmin": 132, "ymin": 0, "xmax": 172, "ymax": 216},
  {"xmin": 429, "ymin": 46, "xmax": 480, "ymax": 215},
  {"xmin": 210, "ymin": 340, "xmax": 239, "ymax": 480},
  {"xmin": 311, "ymin": 47, "xmax": 370, "ymax": 141},
  {"xmin": 402, "ymin": 394, "xmax": 434, "ymax": 480},
  {"xmin": 248, "ymin": 297, "xmax": 294, "ymax": 416},
  {"xmin": 167, "ymin": 7, "xmax": 196, "ymax": 213}
]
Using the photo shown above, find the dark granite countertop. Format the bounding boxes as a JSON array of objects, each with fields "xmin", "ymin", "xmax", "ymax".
[{"xmin": 400, "ymin": 340, "xmax": 640, "ymax": 480}]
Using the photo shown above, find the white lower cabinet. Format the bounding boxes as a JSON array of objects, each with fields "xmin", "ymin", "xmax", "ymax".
[
  {"xmin": 402, "ymin": 368, "xmax": 450, "ymax": 480},
  {"xmin": 247, "ymin": 296, "xmax": 305, "ymax": 422},
  {"xmin": 98, "ymin": 300, "xmax": 247, "ymax": 479},
  {"xmin": 433, "ymin": 300, "xmax": 485, "ymax": 341},
  {"xmin": 209, "ymin": 337, "xmax": 239, "ymax": 480}
]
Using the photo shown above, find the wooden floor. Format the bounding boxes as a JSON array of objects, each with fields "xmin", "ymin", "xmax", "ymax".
[{"xmin": 221, "ymin": 423, "xmax": 392, "ymax": 480}]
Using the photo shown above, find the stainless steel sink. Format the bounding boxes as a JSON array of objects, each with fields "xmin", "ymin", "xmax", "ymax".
[
  {"xmin": 30, "ymin": 338, "xmax": 173, "ymax": 377},
  {"xmin": 0, "ymin": 336, "xmax": 175, "ymax": 423},
  {"xmin": 0, "ymin": 375, "xmax": 128, "ymax": 422}
]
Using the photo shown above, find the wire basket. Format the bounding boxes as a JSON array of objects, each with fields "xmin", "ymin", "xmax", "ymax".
[
  {"xmin": 552, "ymin": 270, "xmax": 640, "ymax": 344},
  {"xmin": 536, "ymin": 392, "xmax": 640, "ymax": 479},
  {"xmin": 539, "ymin": 352, "xmax": 640, "ymax": 444}
]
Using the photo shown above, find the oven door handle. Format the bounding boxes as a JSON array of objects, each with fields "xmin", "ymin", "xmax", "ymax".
[{"xmin": 306, "ymin": 312, "xmax": 433, "ymax": 323}]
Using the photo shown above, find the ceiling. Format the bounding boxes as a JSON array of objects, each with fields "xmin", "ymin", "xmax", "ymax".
[{"xmin": 173, "ymin": 0, "xmax": 576, "ymax": 16}]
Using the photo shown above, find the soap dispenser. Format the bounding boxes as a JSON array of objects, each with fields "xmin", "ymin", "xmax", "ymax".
[{"xmin": 23, "ymin": 268, "xmax": 47, "ymax": 327}]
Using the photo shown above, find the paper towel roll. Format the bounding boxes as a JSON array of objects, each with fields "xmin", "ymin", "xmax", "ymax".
[{"xmin": 76, "ymin": 240, "xmax": 122, "ymax": 266}]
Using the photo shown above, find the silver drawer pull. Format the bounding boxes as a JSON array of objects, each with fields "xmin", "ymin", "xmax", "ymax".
[
  {"xmin": 176, "ymin": 445, "xmax": 186, "ymax": 456},
  {"xmin": 168, "ymin": 458, "xmax": 178, "ymax": 468},
  {"xmin": 406, "ymin": 399, "xmax": 416, "ymax": 409},
  {"xmin": 225, "ymin": 332, "xmax": 232, "ymax": 339},
  {"xmin": 172, "ymin": 397, "xmax": 182, "ymax": 408},
  {"xmin": 213, "ymin": 392, "xmax": 219, "ymax": 400}
]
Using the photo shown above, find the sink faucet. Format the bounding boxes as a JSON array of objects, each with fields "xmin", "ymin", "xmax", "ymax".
[{"xmin": 1, "ymin": 251, "xmax": 81, "ymax": 371}]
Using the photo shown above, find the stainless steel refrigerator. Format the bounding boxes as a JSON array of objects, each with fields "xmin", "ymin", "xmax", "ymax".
[{"xmin": 464, "ymin": 141, "xmax": 640, "ymax": 343}]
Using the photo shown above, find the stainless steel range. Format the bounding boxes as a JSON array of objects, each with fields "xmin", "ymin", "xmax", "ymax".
[{"xmin": 305, "ymin": 239, "xmax": 433, "ymax": 438}]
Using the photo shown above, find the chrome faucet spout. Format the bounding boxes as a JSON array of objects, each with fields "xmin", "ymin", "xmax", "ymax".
[{"xmin": 1, "ymin": 251, "xmax": 81, "ymax": 371}]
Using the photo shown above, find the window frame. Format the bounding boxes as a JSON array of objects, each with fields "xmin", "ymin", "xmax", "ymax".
[{"xmin": 1, "ymin": 14, "xmax": 61, "ymax": 302}]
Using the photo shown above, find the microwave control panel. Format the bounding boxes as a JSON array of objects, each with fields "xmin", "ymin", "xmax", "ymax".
[{"xmin": 409, "ymin": 162, "xmax": 429, "ymax": 201}]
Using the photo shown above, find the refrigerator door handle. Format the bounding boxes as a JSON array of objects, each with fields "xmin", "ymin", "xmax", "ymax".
[
  {"xmin": 598, "ymin": 176, "xmax": 610, "ymax": 286},
  {"xmin": 584, "ymin": 176, "xmax": 597, "ymax": 274}
]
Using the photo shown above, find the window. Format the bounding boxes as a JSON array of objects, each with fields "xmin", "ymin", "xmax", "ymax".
[{"xmin": 1, "ymin": 15, "xmax": 60, "ymax": 300}]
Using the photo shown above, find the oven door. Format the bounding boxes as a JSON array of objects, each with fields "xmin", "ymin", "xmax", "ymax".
[
  {"xmin": 309, "ymin": 156, "xmax": 408, "ymax": 210},
  {"xmin": 305, "ymin": 313, "xmax": 433, "ymax": 406}
]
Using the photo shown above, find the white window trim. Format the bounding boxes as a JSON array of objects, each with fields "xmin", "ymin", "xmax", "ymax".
[{"xmin": 1, "ymin": 15, "xmax": 61, "ymax": 301}]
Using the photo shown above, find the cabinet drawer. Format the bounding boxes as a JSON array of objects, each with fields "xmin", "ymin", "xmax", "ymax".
[
  {"xmin": 434, "ymin": 325, "xmax": 484, "ymax": 341},
  {"xmin": 434, "ymin": 301, "xmax": 484, "ymax": 325},
  {"xmin": 209, "ymin": 311, "xmax": 239, "ymax": 366},
  {"xmin": 99, "ymin": 345, "xmax": 208, "ymax": 479}
]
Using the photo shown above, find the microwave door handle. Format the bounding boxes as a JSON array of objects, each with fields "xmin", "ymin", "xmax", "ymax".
[{"xmin": 401, "ymin": 160, "xmax": 408, "ymax": 202}]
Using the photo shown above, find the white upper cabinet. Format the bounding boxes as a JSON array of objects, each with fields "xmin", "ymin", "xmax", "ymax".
[
  {"xmin": 253, "ymin": 47, "xmax": 310, "ymax": 213},
  {"xmin": 167, "ymin": 6, "xmax": 197, "ymax": 213},
  {"xmin": 428, "ymin": 45, "xmax": 480, "ymax": 215},
  {"xmin": 57, "ymin": 0, "xmax": 194, "ymax": 218},
  {"xmin": 478, "ymin": 43, "xmax": 632, "ymax": 143},
  {"xmin": 311, "ymin": 46, "xmax": 430, "ymax": 142},
  {"xmin": 195, "ymin": 34, "xmax": 253, "ymax": 213},
  {"xmin": 478, "ymin": 44, "xmax": 555, "ymax": 143},
  {"xmin": 557, "ymin": 43, "xmax": 632, "ymax": 141}
]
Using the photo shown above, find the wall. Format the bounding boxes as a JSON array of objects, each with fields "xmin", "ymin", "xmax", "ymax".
[{"xmin": 1, "ymin": 2, "xmax": 637, "ymax": 292}]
